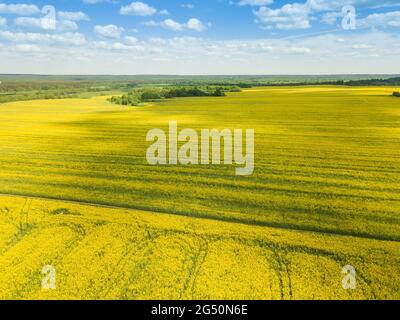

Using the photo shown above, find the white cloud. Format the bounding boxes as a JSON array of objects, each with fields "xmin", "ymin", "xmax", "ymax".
[
  {"xmin": 254, "ymin": 3, "xmax": 311, "ymax": 30},
  {"xmin": 0, "ymin": 31, "xmax": 86, "ymax": 46},
  {"xmin": 359, "ymin": 11, "xmax": 400, "ymax": 28},
  {"xmin": 124, "ymin": 36, "xmax": 138, "ymax": 45},
  {"xmin": 182, "ymin": 4, "xmax": 194, "ymax": 9},
  {"xmin": 14, "ymin": 17, "xmax": 79, "ymax": 32},
  {"xmin": 120, "ymin": 2, "xmax": 157, "ymax": 16},
  {"xmin": 144, "ymin": 18, "xmax": 208, "ymax": 32},
  {"xmin": 142, "ymin": 20, "xmax": 158, "ymax": 27},
  {"xmin": 251, "ymin": 0, "xmax": 400, "ymax": 30},
  {"xmin": 320, "ymin": 11, "xmax": 341, "ymax": 24},
  {"xmin": 1, "ymin": 30, "xmax": 399, "ymax": 75},
  {"xmin": 0, "ymin": 16, "xmax": 6, "ymax": 26},
  {"xmin": 238, "ymin": 0, "xmax": 273, "ymax": 6},
  {"xmin": 149, "ymin": 37, "xmax": 167, "ymax": 44},
  {"xmin": 14, "ymin": 17, "xmax": 42, "ymax": 28},
  {"xmin": 186, "ymin": 18, "xmax": 207, "ymax": 32},
  {"xmin": 0, "ymin": 3, "xmax": 39, "ymax": 15},
  {"xmin": 58, "ymin": 11, "xmax": 90, "ymax": 22},
  {"xmin": 90, "ymin": 40, "xmax": 145, "ymax": 52},
  {"xmin": 352, "ymin": 43, "xmax": 372, "ymax": 49},
  {"xmin": 306, "ymin": 0, "xmax": 345, "ymax": 12},
  {"xmin": 83, "ymin": 0, "xmax": 115, "ymax": 3},
  {"xmin": 158, "ymin": 9, "xmax": 169, "ymax": 15},
  {"xmin": 91, "ymin": 40, "xmax": 108, "ymax": 49},
  {"xmin": 284, "ymin": 46, "xmax": 311, "ymax": 54},
  {"xmin": 308, "ymin": 0, "xmax": 400, "ymax": 11},
  {"xmin": 150, "ymin": 47, "xmax": 162, "ymax": 54},
  {"xmin": 15, "ymin": 43, "xmax": 40, "ymax": 52},
  {"xmin": 58, "ymin": 20, "xmax": 79, "ymax": 32},
  {"xmin": 162, "ymin": 19, "xmax": 183, "ymax": 31},
  {"xmin": 111, "ymin": 42, "xmax": 135, "ymax": 51},
  {"xmin": 94, "ymin": 24, "xmax": 124, "ymax": 39}
]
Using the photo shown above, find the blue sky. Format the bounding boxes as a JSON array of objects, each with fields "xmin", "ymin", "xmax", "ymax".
[{"xmin": 0, "ymin": 1, "xmax": 400, "ymax": 74}]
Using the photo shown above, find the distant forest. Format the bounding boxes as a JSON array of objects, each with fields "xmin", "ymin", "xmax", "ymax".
[
  {"xmin": 1, "ymin": 74, "xmax": 400, "ymax": 104},
  {"xmin": 108, "ymin": 86, "xmax": 232, "ymax": 106}
]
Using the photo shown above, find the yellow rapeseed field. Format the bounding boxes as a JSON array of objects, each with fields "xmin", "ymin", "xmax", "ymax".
[{"xmin": 0, "ymin": 86, "xmax": 399, "ymax": 299}]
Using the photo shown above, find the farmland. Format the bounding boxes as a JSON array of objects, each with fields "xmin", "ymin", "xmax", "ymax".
[{"xmin": 0, "ymin": 86, "xmax": 399, "ymax": 299}]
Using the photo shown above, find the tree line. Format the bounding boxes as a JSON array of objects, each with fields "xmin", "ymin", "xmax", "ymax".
[{"xmin": 108, "ymin": 86, "xmax": 239, "ymax": 106}]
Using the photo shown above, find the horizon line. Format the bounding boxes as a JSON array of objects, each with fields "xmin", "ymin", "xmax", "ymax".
[{"xmin": 1, "ymin": 73, "xmax": 400, "ymax": 77}]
